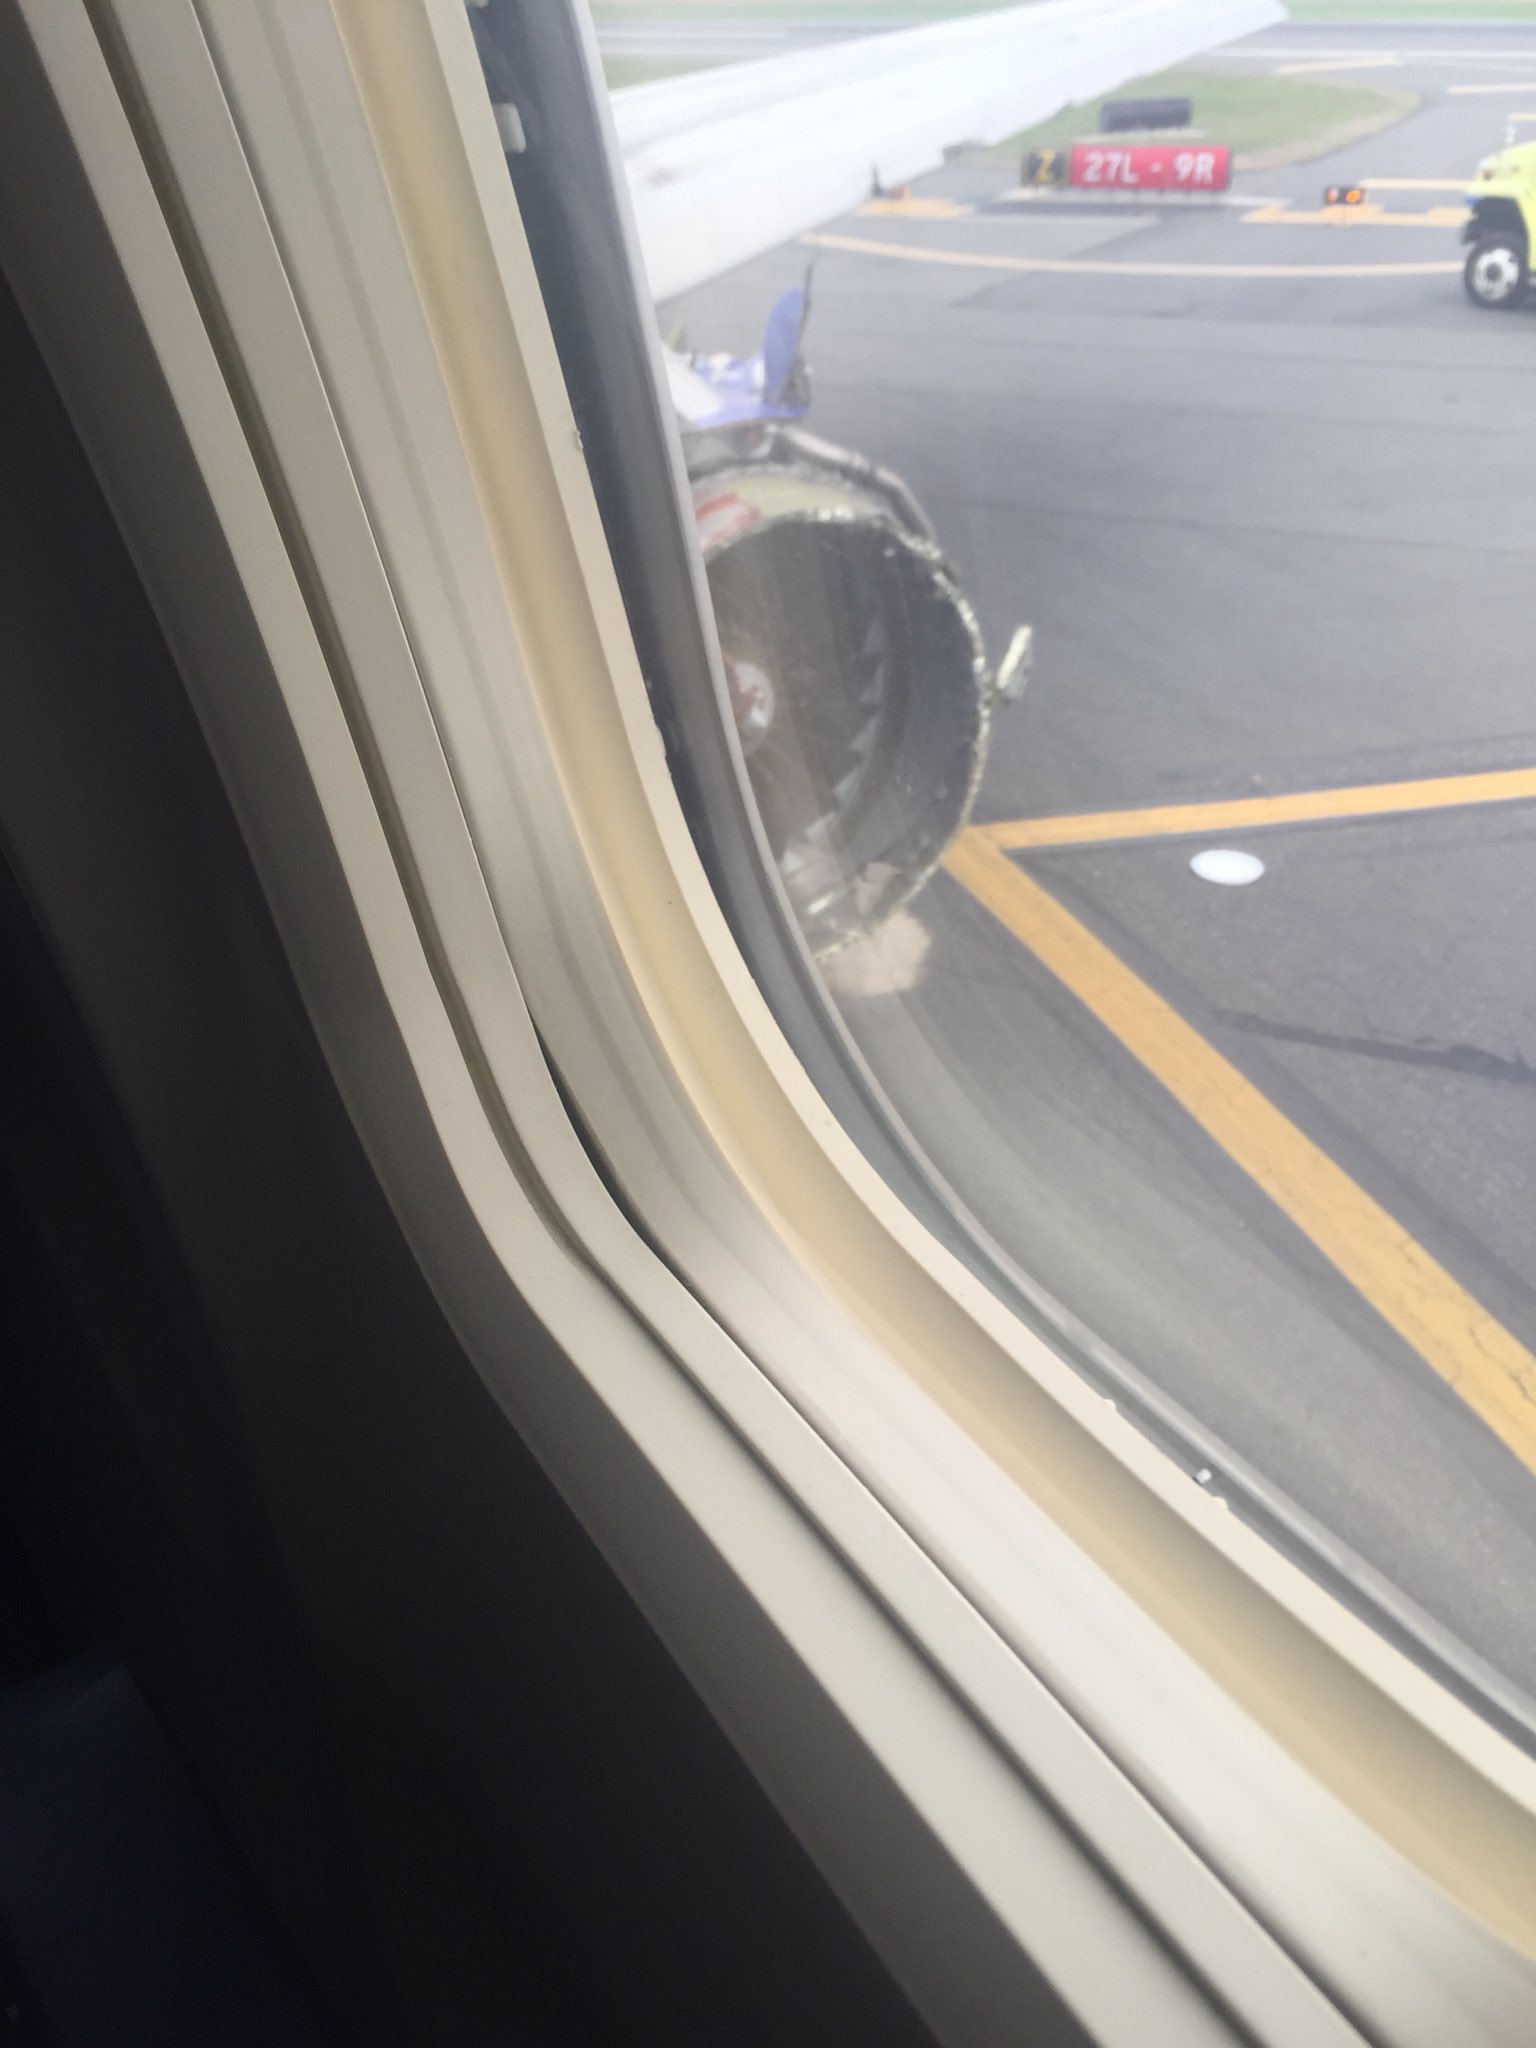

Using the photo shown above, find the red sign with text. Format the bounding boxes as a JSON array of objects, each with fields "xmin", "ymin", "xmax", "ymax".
[{"xmin": 1068, "ymin": 143, "xmax": 1231, "ymax": 193}]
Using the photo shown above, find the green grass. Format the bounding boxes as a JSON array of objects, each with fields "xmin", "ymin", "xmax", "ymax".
[
  {"xmin": 1288, "ymin": 0, "xmax": 1536, "ymax": 17},
  {"xmin": 995, "ymin": 66, "xmax": 1415, "ymax": 168}
]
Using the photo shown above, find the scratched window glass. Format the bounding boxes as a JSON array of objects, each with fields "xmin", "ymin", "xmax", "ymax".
[{"xmin": 484, "ymin": 2, "xmax": 1536, "ymax": 1734}]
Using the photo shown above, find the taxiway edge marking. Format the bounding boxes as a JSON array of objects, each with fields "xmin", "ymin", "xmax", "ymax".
[
  {"xmin": 801, "ymin": 229, "xmax": 1463, "ymax": 282},
  {"xmin": 942, "ymin": 830, "xmax": 1536, "ymax": 1474},
  {"xmin": 983, "ymin": 767, "xmax": 1536, "ymax": 853}
]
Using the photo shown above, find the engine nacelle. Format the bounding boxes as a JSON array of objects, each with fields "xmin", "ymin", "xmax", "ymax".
[{"xmin": 690, "ymin": 447, "xmax": 992, "ymax": 957}]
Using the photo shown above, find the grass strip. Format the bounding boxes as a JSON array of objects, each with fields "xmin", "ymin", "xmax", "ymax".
[{"xmin": 994, "ymin": 66, "xmax": 1417, "ymax": 170}]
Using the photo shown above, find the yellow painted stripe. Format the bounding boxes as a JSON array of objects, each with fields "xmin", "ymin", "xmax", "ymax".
[
  {"xmin": 1243, "ymin": 204, "xmax": 1466, "ymax": 228},
  {"xmin": 1449, "ymin": 81, "xmax": 1536, "ymax": 94},
  {"xmin": 985, "ymin": 766, "xmax": 1536, "ymax": 852},
  {"xmin": 943, "ymin": 829, "xmax": 1536, "ymax": 1474},
  {"xmin": 856, "ymin": 195, "xmax": 975, "ymax": 220},
  {"xmin": 1275, "ymin": 54, "xmax": 1401, "ymax": 75},
  {"xmin": 802, "ymin": 228, "xmax": 1461, "ymax": 282}
]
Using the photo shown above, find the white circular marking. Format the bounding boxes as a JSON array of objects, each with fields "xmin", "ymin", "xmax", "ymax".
[{"xmin": 1191, "ymin": 848, "xmax": 1265, "ymax": 886}]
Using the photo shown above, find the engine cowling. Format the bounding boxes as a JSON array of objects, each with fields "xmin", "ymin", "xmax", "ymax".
[{"xmin": 690, "ymin": 451, "xmax": 991, "ymax": 958}]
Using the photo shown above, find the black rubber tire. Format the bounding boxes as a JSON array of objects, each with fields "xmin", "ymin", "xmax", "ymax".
[{"xmin": 1463, "ymin": 235, "xmax": 1529, "ymax": 310}]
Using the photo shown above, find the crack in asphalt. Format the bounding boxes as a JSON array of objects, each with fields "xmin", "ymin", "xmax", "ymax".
[{"xmin": 1219, "ymin": 1011, "xmax": 1536, "ymax": 1088}]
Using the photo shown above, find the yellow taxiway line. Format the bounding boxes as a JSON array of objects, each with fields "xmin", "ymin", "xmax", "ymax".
[
  {"xmin": 1449, "ymin": 81, "xmax": 1536, "ymax": 95},
  {"xmin": 857, "ymin": 195, "xmax": 976, "ymax": 220},
  {"xmin": 1360, "ymin": 177, "xmax": 1469, "ymax": 192},
  {"xmin": 802, "ymin": 229, "xmax": 1461, "ymax": 282},
  {"xmin": 983, "ymin": 765, "xmax": 1536, "ymax": 852},
  {"xmin": 1243, "ymin": 204, "xmax": 1466, "ymax": 227},
  {"xmin": 943, "ymin": 829, "xmax": 1536, "ymax": 1475},
  {"xmin": 1275, "ymin": 54, "xmax": 1402, "ymax": 76}
]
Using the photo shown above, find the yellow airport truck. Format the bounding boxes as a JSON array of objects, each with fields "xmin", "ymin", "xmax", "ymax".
[{"xmin": 1463, "ymin": 140, "xmax": 1536, "ymax": 309}]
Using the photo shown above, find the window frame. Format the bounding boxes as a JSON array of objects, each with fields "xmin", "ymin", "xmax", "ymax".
[
  {"xmin": 3, "ymin": 0, "xmax": 1534, "ymax": 2040},
  {"xmin": 474, "ymin": 0, "xmax": 1536, "ymax": 1762}
]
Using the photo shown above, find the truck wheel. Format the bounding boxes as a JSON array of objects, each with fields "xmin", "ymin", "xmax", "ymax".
[{"xmin": 1463, "ymin": 235, "xmax": 1529, "ymax": 309}]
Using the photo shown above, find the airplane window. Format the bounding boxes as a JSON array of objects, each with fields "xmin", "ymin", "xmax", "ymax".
[{"xmin": 470, "ymin": 0, "xmax": 1536, "ymax": 1745}]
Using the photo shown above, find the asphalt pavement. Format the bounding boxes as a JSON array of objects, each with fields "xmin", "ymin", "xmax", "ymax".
[{"xmin": 660, "ymin": 21, "xmax": 1536, "ymax": 1711}]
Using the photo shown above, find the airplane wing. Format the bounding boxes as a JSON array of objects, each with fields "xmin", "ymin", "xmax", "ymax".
[{"xmin": 606, "ymin": 0, "xmax": 1285, "ymax": 301}]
